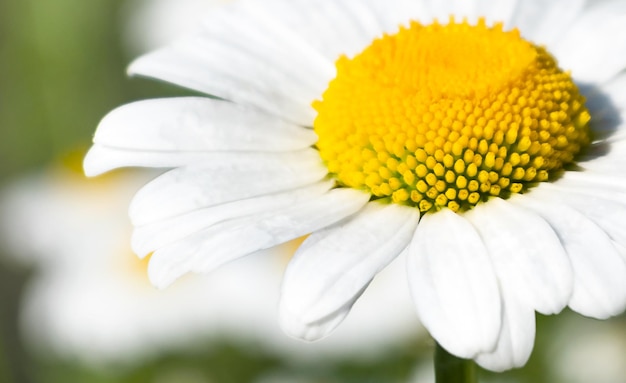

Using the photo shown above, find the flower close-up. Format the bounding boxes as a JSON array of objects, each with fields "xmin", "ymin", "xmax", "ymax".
[{"xmin": 84, "ymin": 0, "xmax": 626, "ymax": 374}]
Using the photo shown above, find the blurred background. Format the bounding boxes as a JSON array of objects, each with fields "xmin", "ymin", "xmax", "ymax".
[{"xmin": 0, "ymin": 1, "xmax": 624, "ymax": 382}]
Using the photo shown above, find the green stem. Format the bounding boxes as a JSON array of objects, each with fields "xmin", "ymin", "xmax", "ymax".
[{"xmin": 435, "ymin": 342, "xmax": 478, "ymax": 383}]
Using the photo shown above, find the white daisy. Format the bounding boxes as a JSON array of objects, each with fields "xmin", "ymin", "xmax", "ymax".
[
  {"xmin": 0, "ymin": 160, "xmax": 421, "ymax": 366},
  {"xmin": 85, "ymin": 0, "xmax": 626, "ymax": 372}
]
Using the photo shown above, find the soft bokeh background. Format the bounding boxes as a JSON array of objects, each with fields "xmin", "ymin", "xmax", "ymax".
[{"xmin": 0, "ymin": 1, "xmax": 624, "ymax": 382}]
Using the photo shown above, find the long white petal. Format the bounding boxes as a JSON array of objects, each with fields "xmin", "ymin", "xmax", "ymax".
[
  {"xmin": 475, "ymin": 0, "xmax": 518, "ymax": 27},
  {"xmin": 510, "ymin": 0, "xmax": 585, "ymax": 46},
  {"xmin": 132, "ymin": 180, "xmax": 334, "ymax": 257},
  {"xmin": 530, "ymin": 184, "xmax": 626, "ymax": 246},
  {"xmin": 582, "ymin": 120, "xmax": 626, "ymax": 145},
  {"xmin": 475, "ymin": 284, "xmax": 536, "ymax": 372},
  {"xmin": 200, "ymin": 0, "xmax": 335, "ymax": 94},
  {"xmin": 128, "ymin": 25, "xmax": 327, "ymax": 126},
  {"xmin": 552, "ymin": 171, "xmax": 626, "ymax": 195},
  {"xmin": 83, "ymin": 144, "xmax": 319, "ymax": 177},
  {"xmin": 83, "ymin": 145, "xmax": 321, "ymax": 177},
  {"xmin": 203, "ymin": 0, "xmax": 335, "ymax": 81},
  {"xmin": 578, "ymin": 138, "xmax": 626, "ymax": 175},
  {"xmin": 279, "ymin": 201, "xmax": 419, "ymax": 341},
  {"xmin": 254, "ymin": 0, "xmax": 359, "ymax": 61},
  {"xmin": 424, "ymin": 0, "xmax": 478, "ymax": 24},
  {"xmin": 148, "ymin": 188, "xmax": 370, "ymax": 288},
  {"xmin": 584, "ymin": 73, "xmax": 626, "ymax": 123},
  {"xmin": 597, "ymin": 71, "xmax": 626, "ymax": 108},
  {"xmin": 129, "ymin": 149, "xmax": 327, "ymax": 225},
  {"xmin": 511, "ymin": 193, "xmax": 626, "ymax": 319},
  {"xmin": 407, "ymin": 209, "xmax": 501, "ymax": 359},
  {"xmin": 94, "ymin": 98, "xmax": 317, "ymax": 152},
  {"xmin": 465, "ymin": 198, "xmax": 573, "ymax": 315},
  {"xmin": 363, "ymin": 0, "xmax": 432, "ymax": 33},
  {"xmin": 258, "ymin": 0, "xmax": 387, "ymax": 61},
  {"xmin": 331, "ymin": 1, "xmax": 384, "ymax": 43},
  {"xmin": 551, "ymin": 2, "xmax": 626, "ymax": 83},
  {"xmin": 614, "ymin": 242, "xmax": 626, "ymax": 264}
]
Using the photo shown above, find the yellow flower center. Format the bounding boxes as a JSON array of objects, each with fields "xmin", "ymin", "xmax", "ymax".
[{"xmin": 313, "ymin": 18, "xmax": 591, "ymax": 213}]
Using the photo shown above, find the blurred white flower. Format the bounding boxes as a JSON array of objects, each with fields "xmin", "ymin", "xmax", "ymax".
[
  {"xmin": 123, "ymin": 0, "xmax": 232, "ymax": 55},
  {"xmin": 551, "ymin": 313, "xmax": 626, "ymax": 383},
  {"xmin": 0, "ymin": 158, "xmax": 423, "ymax": 366}
]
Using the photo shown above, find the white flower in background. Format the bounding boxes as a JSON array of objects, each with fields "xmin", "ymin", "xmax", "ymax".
[
  {"xmin": 85, "ymin": 0, "xmax": 626, "ymax": 372},
  {"xmin": 551, "ymin": 313, "xmax": 626, "ymax": 383},
  {"xmin": 123, "ymin": 0, "xmax": 231, "ymax": 54},
  {"xmin": 0, "ymin": 160, "xmax": 421, "ymax": 366}
]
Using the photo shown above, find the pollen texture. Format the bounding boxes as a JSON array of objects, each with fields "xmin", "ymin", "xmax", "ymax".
[{"xmin": 313, "ymin": 19, "xmax": 591, "ymax": 212}]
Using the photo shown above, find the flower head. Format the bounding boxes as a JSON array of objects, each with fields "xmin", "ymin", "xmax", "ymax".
[{"xmin": 85, "ymin": 0, "xmax": 626, "ymax": 371}]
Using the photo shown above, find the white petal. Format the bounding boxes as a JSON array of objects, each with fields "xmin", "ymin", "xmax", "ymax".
[
  {"xmin": 583, "ymin": 112, "xmax": 625, "ymax": 144},
  {"xmin": 83, "ymin": 145, "xmax": 315, "ymax": 177},
  {"xmin": 422, "ymin": 0, "xmax": 518, "ymax": 28},
  {"xmin": 407, "ymin": 209, "xmax": 501, "ymax": 359},
  {"xmin": 511, "ymin": 193, "xmax": 626, "ymax": 319},
  {"xmin": 614, "ymin": 242, "xmax": 626, "ymax": 264},
  {"xmin": 552, "ymin": 2, "xmax": 626, "ymax": 83},
  {"xmin": 597, "ymin": 71, "xmax": 626, "ymax": 108},
  {"xmin": 578, "ymin": 139, "xmax": 626, "ymax": 175},
  {"xmin": 253, "ymin": 0, "xmax": 355, "ymax": 61},
  {"xmin": 279, "ymin": 201, "xmax": 419, "ymax": 341},
  {"xmin": 132, "ymin": 180, "xmax": 334, "ymax": 257},
  {"xmin": 424, "ymin": 0, "xmax": 478, "ymax": 24},
  {"xmin": 530, "ymin": 184, "xmax": 626, "ymax": 246},
  {"xmin": 364, "ymin": 0, "xmax": 433, "ymax": 33},
  {"xmin": 475, "ymin": 284, "xmax": 536, "ymax": 372},
  {"xmin": 545, "ymin": 173, "xmax": 626, "ymax": 210},
  {"xmin": 203, "ymin": 0, "xmax": 334, "ymax": 80},
  {"xmin": 474, "ymin": 0, "xmax": 518, "ymax": 27},
  {"xmin": 148, "ymin": 188, "xmax": 370, "ymax": 288},
  {"xmin": 594, "ymin": 110, "xmax": 626, "ymax": 141},
  {"xmin": 590, "ymin": 132, "xmax": 626, "ymax": 149},
  {"xmin": 129, "ymin": 149, "xmax": 327, "ymax": 225},
  {"xmin": 128, "ymin": 17, "xmax": 326, "ymax": 125},
  {"xmin": 584, "ymin": 72, "xmax": 626, "ymax": 122},
  {"xmin": 94, "ymin": 98, "xmax": 317, "ymax": 152},
  {"xmin": 331, "ymin": 1, "xmax": 384, "ymax": 43},
  {"xmin": 510, "ymin": 0, "xmax": 585, "ymax": 46},
  {"xmin": 552, "ymin": 171, "xmax": 626, "ymax": 195},
  {"xmin": 465, "ymin": 198, "xmax": 573, "ymax": 315},
  {"xmin": 200, "ymin": 0, "xmax": 336, "ymax": 94},
  {"xmin": 259, "ymin": 0, "xmax": 386, "ymax": 60}
]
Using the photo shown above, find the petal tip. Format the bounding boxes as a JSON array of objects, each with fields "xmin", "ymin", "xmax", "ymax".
[
  {"xmin": 146, "ymin": 253, "xmax": 187, "ymax": 290},
  {"xmin": 278, "ymin": 307, "xmax": 336, "ymax": 343},
  {"xmin": 82, "ymin": 146, "xmax": 107, "ymax": 177}
]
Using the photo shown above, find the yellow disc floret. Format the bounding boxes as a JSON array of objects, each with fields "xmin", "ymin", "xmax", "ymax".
[{"xmin": 313, "ymin": 18, "xmax": 590, "ymax": 213}]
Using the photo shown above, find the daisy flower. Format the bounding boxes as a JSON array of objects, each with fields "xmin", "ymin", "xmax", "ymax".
[
  {"xmin": 85, "ymin": 0, "xmax": 626, "ymax": 372},
  {"xmin": 0, "ymin": 159, "xmax": 421, "ymax": 366}
]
